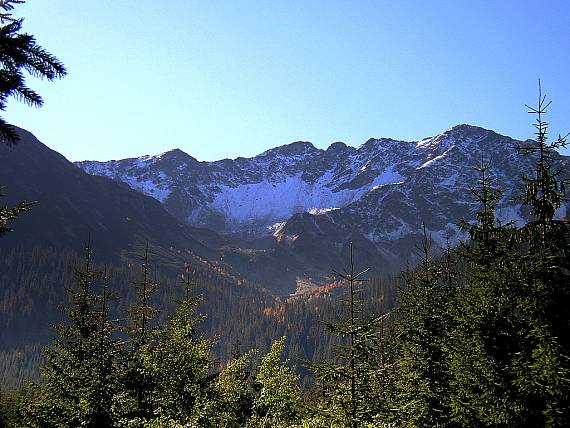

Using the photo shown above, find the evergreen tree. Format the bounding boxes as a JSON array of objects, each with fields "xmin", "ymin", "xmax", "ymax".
[
  {"xmin": 20, "ymin": 244, "xmax": 119, "ymax": 427},
  {"xmin": 0, "ymin": 0, "xmax": 64, "ymax": 236},
  {"xmin": 0, "ymin": 187, "xmax": 32, "ymax": 237},
  {"xmin": 308, "ymin": 243, "xmax": 390, "ymax": 427},
  {"xmin": 450, "ymin": 157, "xmax": 524, "ymax": 426},
  {"xmin": 199, "ymin": 350, "xmax": 257, "ymax": 427},
  {"xmin": 0, "ymin": 0, "xmax": 66, "ymax": 144},
  {"xmin": 394, "ymin": 227, "xmax": 455, "ymax": 427},
  {"xmin": 247, "ymin": 337, "xmax": 303, "ymax": 428},
  {"xmin": 512, "ymin": 83, "xmax": 570, "ymax": 425},
  {"xmin": 149, "ymin": 266, "xmax": 215, "ymax": 425},
  {"xmin": 0, "ymin": 388, "xmax": 27, "ymax": 427},
  {"xmin": 116, "ymin": 245, "xmax": 161, "ymax": 425}
]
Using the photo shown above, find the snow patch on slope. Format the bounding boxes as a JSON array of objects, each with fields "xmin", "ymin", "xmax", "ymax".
[
  {"xmin": 122, "ymin": 173, "xmax": 171, "ymax": 203},
  {"xmin": 207, "ymin": 165, "xmax": 406, "ymax": 227}
]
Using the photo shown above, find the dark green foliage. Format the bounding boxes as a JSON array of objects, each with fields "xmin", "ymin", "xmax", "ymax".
[
  {"xmin": 200, "ymin": 350, "xmax": 257, "ymax": 427},
  {"xmin": 308, "ymin": 243, "xmax": 392, "ymax": 427},
  {"xmin": 394, "ymin": 228, "xmax": 456, "ymax": 427},
  {"xmin": 0, "ymin": 0, "xmax": 63, "ymax": 246},
  {"xmin": 19, "ymin": 245, "xmax": 119, "ymax": 427},
  {"xmin": 248, "ymin": 337, "xmax": 303, "ymax": 427},
  {"xmin": 1, "ymin": 70, "xmax": 568, "ymax": 425},
  {"xmin": 450, "ymin": 158, "xmax": 525, "ymax": 426},
  {"xmin": 511, "ymin": 85, "xmax": 570, "ymax": 426},
  {"xmin": 0, "ymin": 388, "xmax": 24, "ymax": 427},
  {"xmin": 0, "ymin": 246, "xmax": 82, "ymax": 357},
  {"xmin": 0, "ymin": 0, "xmax": 66, "ymax": 145},
  {"xmin": 0, "ymin": 1, "xmax": 24, "ymax": 23},
  {"xmin": 147, "ymin": 268, "xmax": 214, "ymax": 424},
  {"xmin": 0, "ymin": 244, "xmax": 398, "ymax": 392},
  {"xmin": 0, "ymin": 187, "xmax": 32, "ymax": 237},
  {"xmin": 458, "ymin": 156, "xmax": 514, "ymax": 266},
  {"xmin": 115, "ymin": 245, "xmax": 161, "ymax": 424},
  {"xmin": 389, "ymin": 87, "xmax": 569, "ymax": 428},
  {"xmin": 125, "ymin": 246, "xmax": 160, "ymax": 351}
]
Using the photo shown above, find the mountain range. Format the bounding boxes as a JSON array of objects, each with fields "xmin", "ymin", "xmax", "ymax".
[{"xmin": 76, "ymin": 124, "xmax": 569, "ymax": 293}]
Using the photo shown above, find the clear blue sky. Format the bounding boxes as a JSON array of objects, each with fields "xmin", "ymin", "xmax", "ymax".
[{"xmin": 5, "ymin": 0, "xmax": 570, "ymax": 161}]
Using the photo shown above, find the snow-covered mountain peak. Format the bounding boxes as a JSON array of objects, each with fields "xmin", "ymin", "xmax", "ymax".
[
  {"xmin": 75, "ymin": 125, "xmax": 569, "ymax": 253},
  {"xmin": 361, "ymin": 137, "xmax": 413, "ymax": 151},
  {"xmin": 157, "ymin": 148, "xmax": 197, "ymax": 162},
  {"xmin": 418, "ymin": 124, "xmax": 487, "ymax": 149},
  {"xmin": 260, "ymin": 140, "xmax": 319, "ymax": 158},
  {"xmin": 326, "ymin": 141, "xmax": 348, "ymax": 151}
]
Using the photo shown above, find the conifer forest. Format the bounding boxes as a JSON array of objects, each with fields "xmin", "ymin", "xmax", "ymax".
[{"xmin": 1, "ymin": 1, "xmax": 569, "ymax": 426}]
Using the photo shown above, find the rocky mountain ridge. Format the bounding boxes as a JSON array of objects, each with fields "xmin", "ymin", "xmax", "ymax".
[{"xmin": 76, "ymin": 125, "xmax": 568, "ymax": 258}]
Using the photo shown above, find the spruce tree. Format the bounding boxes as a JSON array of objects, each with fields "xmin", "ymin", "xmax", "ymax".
[
  {"xmin": 308, "ymin": 243, "xmax": 389, "ymax": 427},
  {"xmin": 248, "ymin": 337, "xmax": 303, "ymax": 428},
  {"xmin": 394, "ymin": 227, "xmax": 455, "ymax": 427},
  {"xmin": 199, "ymin": 350, "xmax": 257, "ymax": 427},
  {"xmin": 0, "ymin": 0, "xmax": 64, "ymax": 236},
  {"xmin": 148, "ymin": 266, "xmax": 215, "ymax": 425},
  {"xmin": 0, "ymin": 187, "xmax": 32, "ymax": 237},
  {"xmin": 20, "ymin": 244, "xmax": 119, "ymax": 427},
  {"xmin": 116, "ymin": 245, "xmax": 160, "ymax": 425},
  {"xmin": 0, "ymin": 0, "xmax": 66, "ymax": 144},
  {"xmin": 513, "ymin": 83, "xmax": 570, "ymax": 426},
  {"xmin": 91, "ymin": 265, "xmax": 121, "ymax": 426},
  {"xmin": 450, "ymin": 157, "xmax": 524, "ymax": 426}
]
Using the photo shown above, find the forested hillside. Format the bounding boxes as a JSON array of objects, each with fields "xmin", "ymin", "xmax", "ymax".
[{"xmin": 0, "ymin": 242, "xmax": 398, "ymax": 391}]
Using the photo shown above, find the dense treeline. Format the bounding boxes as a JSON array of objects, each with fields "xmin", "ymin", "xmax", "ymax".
[{"xmin": 0, "ymin": 242, "xmax": 399, "ymax": 390}]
